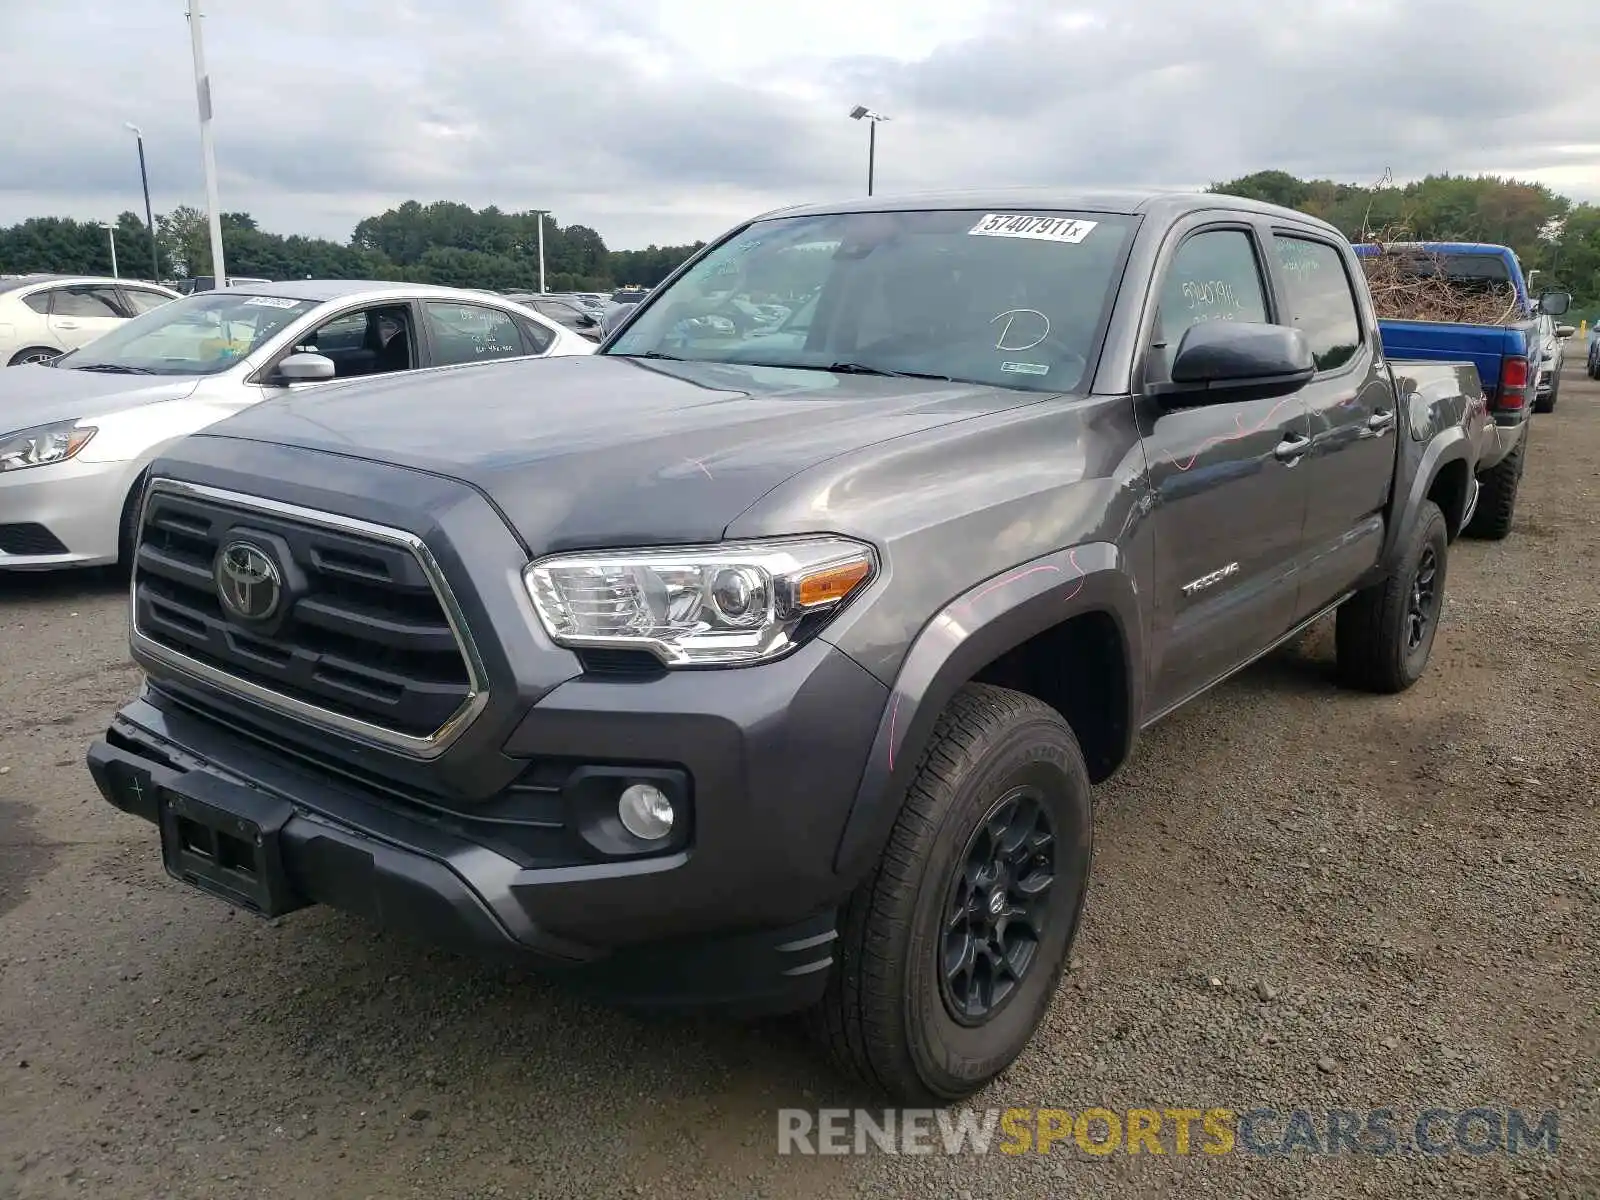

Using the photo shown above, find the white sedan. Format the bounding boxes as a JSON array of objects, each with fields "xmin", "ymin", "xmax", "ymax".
[
  {"xmin": 0, "ymin": 274, "xmax": 181, "ymax": 366},
  {"xmin": 0, "ymin": 279, "xmax": 594, "ymax": 571}
]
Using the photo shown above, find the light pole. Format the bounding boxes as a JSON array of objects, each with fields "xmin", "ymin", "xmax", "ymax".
[
  {"xmin": 102, "ymin": 223, "xmax": 119, "ymax": 278},
  {"xmin": 536, "ymin": 211, "xmax": 547, "ymax": 293},
  {"xmin": 849, "ymin": 105, "xmax": 890, "ymax": 196},
  {"xmin": 186, "ymin": 0, "xmax": 226, "ymax": 286},
  {"xmin": 124, "ymin": 122, "xmax": 161, "ymax": 282}
]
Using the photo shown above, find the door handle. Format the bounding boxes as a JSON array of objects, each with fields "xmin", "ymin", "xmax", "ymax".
[
  {"xmin": 1365, "ymin": 409, "xmax": 1396, "ymax": 436},
  {"xmin": 1273, "ymin": 432, "xmax": 1311, "ymax": 463},
  {"xmin": 54, "ymin": 320, "xmax": 80, "ymax": 330}
]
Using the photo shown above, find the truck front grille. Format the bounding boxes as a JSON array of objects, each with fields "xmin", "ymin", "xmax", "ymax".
[{"xmin": 130, "ymin": 479, "xmax": 486, "ymax": 757}]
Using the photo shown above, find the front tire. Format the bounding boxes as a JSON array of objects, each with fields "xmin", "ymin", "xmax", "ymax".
[
  {"xmin": 810, "ymin": 683, "xmax": 1093, "ymax": 1104},
  {"xmin": 8, "ymin": 346, "xmax": 61, "ymax": 367},
  {"xmin": 1335, "ymin": 499, "xmax": 1449, "ymax": 693}
]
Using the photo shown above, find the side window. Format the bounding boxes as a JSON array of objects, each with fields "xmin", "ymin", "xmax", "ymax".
[
  {"xmin": 53, "ymin": 286, "xmax": 126, "ymax": 318},
  {"xmin": 1272, "ymin": 236, "xmax": 1362, "ymax": 372},
  {"xmin": 423, "ymin": 302, "xmax": 528, "ymax": 366},
  {"xmin": 22, "ymin": 290, "xmax": 53, "ymax": 315},
  {"xmin": 301, "ymin": 311, "xmax": 368, "ymax": 354},
  {"xmin": 122, "ymin": 288, "xmax": 174, "ymax": 315},
  {"xmin": 293, "ymin": 306, "xmax": 415, "ymax": 379},
  {"xmin": 1151, "ymin": 229, "xmax": 1269, "ymax": 381},
  {"xmin": 515, "ymin": 316, "xmax": 555, "ymax": 355}
]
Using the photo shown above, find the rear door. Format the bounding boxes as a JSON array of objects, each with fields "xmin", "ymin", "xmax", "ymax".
[
  {"xmin": 47, "ymin": 284, "xmax": 128, "ymax": 349},
  {"xmin": 417, "ymin": 299, "xmax": 548, "ymax": 366},
  {"xmin": 1137, "ymin": 219, "xmax": 1314, "ymax": 715},
  {"xmin": 1266, "ymin": 229, "xmax": 1398, "ymax": 619}
]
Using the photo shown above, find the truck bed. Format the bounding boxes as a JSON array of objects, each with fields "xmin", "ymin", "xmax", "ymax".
[{"xmin": 1377, "ymin": 318, "xmax": 1532, "ymax": 405}]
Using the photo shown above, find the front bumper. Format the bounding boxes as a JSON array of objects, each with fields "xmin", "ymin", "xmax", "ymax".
[
  {"xmin": 89, "ymin": 631, "xmax": 890, "ymax": 1014},
  {"xmin": 0, "ymin": 456, "xmax": 130, "ymax": 569}
]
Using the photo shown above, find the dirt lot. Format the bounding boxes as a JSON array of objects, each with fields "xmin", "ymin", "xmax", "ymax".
[{"xmin": 1, "ymin": 360, "xmax": 1596, "ymax": 1200}]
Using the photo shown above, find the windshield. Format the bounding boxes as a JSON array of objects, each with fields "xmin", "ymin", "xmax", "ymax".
[
  {"xmin": 54, "ymin": 292, "xmax": 317, "ymax": 375},
  {"xmin": 605, "ymin": 208, "xmax": 1137, "ymax": 391}
]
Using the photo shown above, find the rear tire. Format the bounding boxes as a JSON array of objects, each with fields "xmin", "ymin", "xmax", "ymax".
[
  {"xmin": 809, "ymin": 683, "xmax": 1093, "ymax": 1105},
  {"xmin": 1335, "ymin": 499, "xmax": 1449, "ymax": 694},
  {"xmin": 1463, "ymin": 429, "xmax": 1527, "ymax": 541},
  {"xmin": 7, "ymin": 346, "xmax": 61, "ymax": 367}
]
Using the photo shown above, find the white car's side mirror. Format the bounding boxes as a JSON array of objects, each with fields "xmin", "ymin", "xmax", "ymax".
[{"xmin": 275, "ymin": 352, "xmax": 336, "ymax": 382}]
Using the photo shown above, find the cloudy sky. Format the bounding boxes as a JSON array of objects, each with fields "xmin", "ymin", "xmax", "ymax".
[{"xmin": 1, "ymin": 0, "xmax": 1596, "ymax": 251}]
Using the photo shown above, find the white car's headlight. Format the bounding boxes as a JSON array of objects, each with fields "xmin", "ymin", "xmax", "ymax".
[
  {"xmin": 524, "ymin": 536, "xmax": 877, "ymax": 666},
  {"xmin": 0, "ymin": 420, "xmax": 97, "ymax": 472}
]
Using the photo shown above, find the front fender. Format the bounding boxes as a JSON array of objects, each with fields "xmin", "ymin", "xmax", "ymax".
[{"xmin": 830, "ymin": 540, "xmax": 1141, "ymax": 879}]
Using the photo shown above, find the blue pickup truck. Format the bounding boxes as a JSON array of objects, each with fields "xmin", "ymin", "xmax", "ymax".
[{"xmin": 1353, "ymin": 241, "xmax": 1571, "ymax": 539}]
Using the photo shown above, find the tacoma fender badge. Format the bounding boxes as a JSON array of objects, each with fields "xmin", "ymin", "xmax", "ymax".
[{"xmin": 1181, "ymin": 561, "xmax": 1240, "ymax": 597}]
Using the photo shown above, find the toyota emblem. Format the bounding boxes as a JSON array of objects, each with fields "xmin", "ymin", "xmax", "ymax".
[{"xmin": 215, "ymin": 541, "xmax": 283, "ymax": 621}]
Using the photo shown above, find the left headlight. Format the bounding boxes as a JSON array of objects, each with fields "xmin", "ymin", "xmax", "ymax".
[
  {"xmin": 524, "ymin": 536, "xmax": 877, "ymax": 666},
  {"xmin": 0, "ymin": 420, "xmax": 97, "ymax": 472}
]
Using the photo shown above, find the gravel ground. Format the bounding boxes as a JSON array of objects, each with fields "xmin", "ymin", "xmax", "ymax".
[{"xmin": 1, "ymin": 360, "xmax": 1596, "ymax": 1200}]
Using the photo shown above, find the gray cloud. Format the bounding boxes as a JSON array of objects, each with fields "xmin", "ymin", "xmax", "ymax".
[{"xmin": 0, "ymin": 0, "xmax": 1594, "ymax": 252}]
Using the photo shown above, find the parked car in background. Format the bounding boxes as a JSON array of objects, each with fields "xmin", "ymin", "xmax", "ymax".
[
  {"xmin": 172, "ymin": 275, "xmax": 273, "ymax": 295},
  {"xmin": 1523, "ymin": 277, "xmax": 1575, "ymax": 413},
  {"xmin": 0, "ymin": 275, "xmax": 180, "ymax": 366},
  {"xmin": 1352, "ymin": 240, "xmax": 1569, "ymax": 538},
  {"xmin": 90, "ymin": 190, "xmax": 1487, "ymax": 1104},
  {"xmin": 1587, "ymin": 321, "xmax": 1600, "ymax": 379},
  {"xmin": 504, "ymin": 293, "xmax": 604, "ymax": 342},
  {"xmin": 0, "ymin": 280, "xmax": 592, "ymax": 572},
  {"xmin": 598, "ymin": 300, "xmax": 638, "ymax": 337}
]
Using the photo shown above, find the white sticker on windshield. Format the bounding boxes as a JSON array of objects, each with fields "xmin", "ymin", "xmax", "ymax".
[
  {"xmin": 969, "ymin": 214, "xmax": 1098, "ymax": 243},
  {"xmin": 1001, "ymin": 361, "xmax": 1051, "ymax": 376},
  {"xmin": 241, "ymin": 295, "xmax": 301, "ymax": 308}
]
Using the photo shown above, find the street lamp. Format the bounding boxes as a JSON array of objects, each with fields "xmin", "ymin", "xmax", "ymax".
[
  {"xmin": 101, "ymin": 222, "xmax": 119, "ymax": 279},
  {"xmin": 537, "ymin": 210, "xmax": 547, "ymax": 294},
  {"xmin": 185, "ymin": 0, "xmax": 226, "ymax": 285},
  {"xmin": 124, "ymin": 123, "xmax": 161, "ymax": 282},
  {"xmin": 848, "ymin": 105, "xmax": 890, "ymax": 196}
]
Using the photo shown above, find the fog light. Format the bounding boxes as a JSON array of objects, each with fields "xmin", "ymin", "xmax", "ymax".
[{"xmin": 618, "ymin": 783, "xmax": 674, "ymax": 840}]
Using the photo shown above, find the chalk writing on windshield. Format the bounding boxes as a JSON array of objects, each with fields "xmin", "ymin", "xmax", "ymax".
[{"xmin": 991, "ymin": 308, "xmax": 1051, "ymax": 351}]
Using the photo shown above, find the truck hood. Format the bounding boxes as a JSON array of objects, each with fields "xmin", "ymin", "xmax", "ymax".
[
  {"xmin": 0, "ymin": 363, "xmax": 201, "ymax": 434},
  {"xmin": 199, "ymin": 354, "xmax": 1050, "ymax": 553}
]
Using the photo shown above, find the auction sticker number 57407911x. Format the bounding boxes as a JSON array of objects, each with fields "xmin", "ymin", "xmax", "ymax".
[{"xmin": 968, "ymin": 214, "xmax": 1098, "ymax": 244}]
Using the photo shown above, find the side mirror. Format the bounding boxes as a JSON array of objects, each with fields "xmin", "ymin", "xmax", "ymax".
[
  {"xmin": 274, "ymin": 351, "xmax": 336, "ymax": 382},
  {"xmin": 1539, "ymin": 290, "xmax": 1571, "ymax": 316},
  {"xmin": 1555, "ymin": 325, "xmax": 1576, "ymax": 339},
  {"xmin": 1155, "ymin": 320, "xmax": 1316, "ymax": 405}
]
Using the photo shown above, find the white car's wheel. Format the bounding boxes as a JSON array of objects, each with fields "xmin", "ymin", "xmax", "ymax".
[{"xmin": 7, "ymin": 346, "xmax": 61, "ymax": 366}]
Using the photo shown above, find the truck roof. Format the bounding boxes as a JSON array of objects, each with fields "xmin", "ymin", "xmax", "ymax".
[
  {"xmin": 1353, "ymin": 241, "xmax": 1519, "ymax": 258},
  {"xmin": 751, "ymin": 188, "xmax": 1347, "ymax": 236}
]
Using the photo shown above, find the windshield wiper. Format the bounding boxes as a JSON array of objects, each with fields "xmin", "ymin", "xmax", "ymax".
[
  {"xmin": 826, "ymin": 362, "xmax": 956, "ymax": 382},
  {"xmin": 613, "ymin": 350, "xmax": 685, "ymax": 362},
  {"xmin": 66, "ymin": 363, "xmax": 156, "ymax": 375}
]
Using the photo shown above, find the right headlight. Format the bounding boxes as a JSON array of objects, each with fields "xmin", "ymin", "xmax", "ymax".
[
  {"xmin": 0, "ymin": 420, "xmax": 97, "ymax": 472},
  {"xmin": 524, "ymin": 536, "xmax": 877, "ymax": 666}
]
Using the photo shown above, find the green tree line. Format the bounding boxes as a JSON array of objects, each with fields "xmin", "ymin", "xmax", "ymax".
[
  {"xmin": 1208, "ymin": 170, "xmax": 1600, "ymax": 319},
  {"xmin": 0, "ymin": 199, "xmax": 705, "ymax": 294},
  {"xmin": 5, "ymin": 175, "xmax": 1598, "ymax": 319}
]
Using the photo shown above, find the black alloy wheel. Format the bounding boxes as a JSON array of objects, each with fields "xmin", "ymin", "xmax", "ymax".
[{"xmin": 940, "ymin": 786, "xmax": 1056, "ymax": 1026}]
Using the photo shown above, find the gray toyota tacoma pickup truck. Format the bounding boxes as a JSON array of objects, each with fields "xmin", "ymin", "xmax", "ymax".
[{"xmin": 88, "ymin": 190, "xmax": 1489, "ymax": 1104}]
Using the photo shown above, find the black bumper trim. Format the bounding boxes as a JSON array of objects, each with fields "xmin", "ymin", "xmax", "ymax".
[{"xmin": 86, "ymin": 711, "xmax": 839, "ymax": 1016}]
